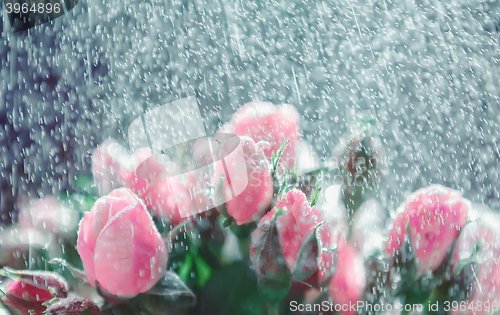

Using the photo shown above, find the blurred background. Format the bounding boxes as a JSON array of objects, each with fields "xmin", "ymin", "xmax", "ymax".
[{"xmin": 2, "ymin": 0, "xmax": 500, "ymax": 224}]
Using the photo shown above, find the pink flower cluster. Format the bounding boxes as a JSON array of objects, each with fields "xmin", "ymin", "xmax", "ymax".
[
  {"xmin": 11, "ymin": 99, "xmax": 499, "ymax": 315},
  {"xmin": 79, "ymin": 100, "xmax": 302, "ymax": 297},
  {"xmin": 91, "ymin": 100, "xmax": 301, "ymax": 228}
]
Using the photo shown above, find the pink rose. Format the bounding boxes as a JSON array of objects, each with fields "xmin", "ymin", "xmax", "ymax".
[
  {"xmin": 1, "ymin": 269, "xmax": 68, "ymax": 315},
  {"xmin": 214, "ymin": 136, "xmax": 273, "ymax": 225},
  {"xmin": 92, "ymin": 139, "xmax": 130, "ymax": 195},
  {"xmin": 386, "ymin": 185, "xmax": 468, "ymax": 276},
  {"xmin": 250, "ymin": 189, "xmax": 324, "ymax": 280},
  {"xmin": 221, "ymin": 101, "xmax": 301, "ymax": 167},
  {"xmin": 451, "ymin": 223, "xmax": 500, "ymax": 315},
  {"xmin": 329, "ymin": 239, "xmax": 366, "ymax": 315},
  {"xmin": 77, "ymin": 188, "xmax": 168, "ymax": 296},
  {"xmin": 3, "ymin": 281, "xmax": 54, "ymax": 314}
]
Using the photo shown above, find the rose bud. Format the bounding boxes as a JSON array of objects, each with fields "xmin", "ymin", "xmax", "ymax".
[
  {"xmin": 331, "ymin": 111, "xmax": 386, "ymax": 214},
  {"xmin": 45, "ymin": 297, "xmax": 102, "ymax": 315},
  {"xmin": 250, "ymin": 189, "xmax": 325, "ymax": 296},
  {"xmin": 386, "ymin": 185, "xmax": 468, "ymax": 277},
  {"xmin": 77, "ymin": 188, "xmax": 168, "ymax": 296},
  {"xmin": 92, "ymin": 139, "xmax": 131, "ymax": 195},
  {"xmin": 213, "ymin": 136, "xmax": 273, "ymax": 225},
  {"xmin": 450, "ymin": 220, "xmax": 500, "ymax": 315},
  {"xmin": 329, "ymin": 239, "xmax": 366, "ymax": 315},
  {"xmin": 220, "ymin": 101, "xmax": 301, "ymax": 167},
  {"xmin": 332, "ymin": 128, "xmax": 386, "ymax": 186},
  {"xmin": 0, "ymin": 268, "xmax": 68, "ymax": 314},
  {"xmin": 289, "ymin": 219, "xmax": 342, "ymax": 292}
]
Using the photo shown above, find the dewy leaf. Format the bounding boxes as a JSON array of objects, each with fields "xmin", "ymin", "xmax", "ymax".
[
  {"xmin": 48, "ymin": 258, "xmax": 87, "ymax": 284},
  {"xmin": 273, "ymin": 140, "xmax": 289, "ymax": 173},
  {"xmin": 277, "ymin": 171, "xmax": 289, "ymax": 200},
  {"xmin": 291, "ymin": 222, "xmax": 325, "ymax": 281},
  {"xmin": 178, "ymin": 253, "xmax": 194, "ymax": 284},
  {"xmin": 252, "ymin": 208, "xmax": 292, "ymax": 303},
  {"xmin": 146, "ymin": 271, "xmax": 196, "ymax": 303},
  {"xmin": 74, "ymin": 174, "xmax": 95, "ymax": 195},
  {"xmin": 194, "ymin": 256, "xmax": 212, "ymax": 288},
  {"xmin": 223, "ymin": 217, "xmax": 234, "ymax": 228},
  {"xmin": 310, "ymin": 188, "xmax": 321, "ymax": 207}
]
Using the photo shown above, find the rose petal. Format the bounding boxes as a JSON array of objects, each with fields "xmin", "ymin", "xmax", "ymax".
[{"xmin": 93, "ymin": 203, "xmax": 168, "ymax": 296}]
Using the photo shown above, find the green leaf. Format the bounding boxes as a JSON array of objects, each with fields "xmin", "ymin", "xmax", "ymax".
[
  {"xmin": 291, "ymin": 222, "xmax": 325, "ymax": 281},
  {"xmin": 310, "ymin": 188, "xmax": 321, "ymax": 207},
  {"xmin": 60, "ymin": 193, "xmax": 97, "ymax": 214},
  {"xmin": 42, "ymin": 298, "xmax": 61, "ymax": 308},
  {"xmin": 272, "ymin": 140, "xmax": 289, "ymax": 173},
  {"xmin": 178, "ymin": 253, "xmax": 194, "ymax": 284},
  {"xmin": 199, "ymin": 261, "xmax": 265, "ymax": 315},
  {"xmin": 322, "ymin": 248, "xmax": 339, "ymax": 253},
  {"xmin": 75, "ymin": 174, "xmax": 95, "ymax": 195},
  {"xmin": 277, "ymin": 171, "xmax": 289, "ymax": 200},
  {"xmin": 223, "ymin": 217, "xmax": 234, "ymax": 228},
  {"xmin": 194, "ymin": 256, "xmax": 212, "ymax": 288},
  {"xmin": 48, "ymin": 258, "xmax": 87, "ymax": 283}
]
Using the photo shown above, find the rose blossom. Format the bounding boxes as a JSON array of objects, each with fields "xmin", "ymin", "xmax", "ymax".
[
  {"xmin": 220, "ymin": 101, "xmax": 301, "ymax": 167},
  {"xmin": 451, "ymin": 222, "xmax": 500, "ymax": 315},
  {"xmin": 214, "ymin": 136, "xmax": 273, "ymax": 225},
  {"xmin": 77, "ymin": 188, "xmax": 168, "ymax": 296},
  {"xmin": 2, "ymin": 280, "xmax": 54, "ymax": 314},
  {"xmin": 1, "ymin": 269, "xmax": 68, "ymax": 314},
  {"xmin": 329, "ymin": 239, "xmax": 366, "ymax": 315},
  {"xmin": 386, "ymin": 185, "xmax": 468, "ymax": 276},
  {"xmin": 250, "ymin": 189, "xmax": 324, "ymax": 280}
]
